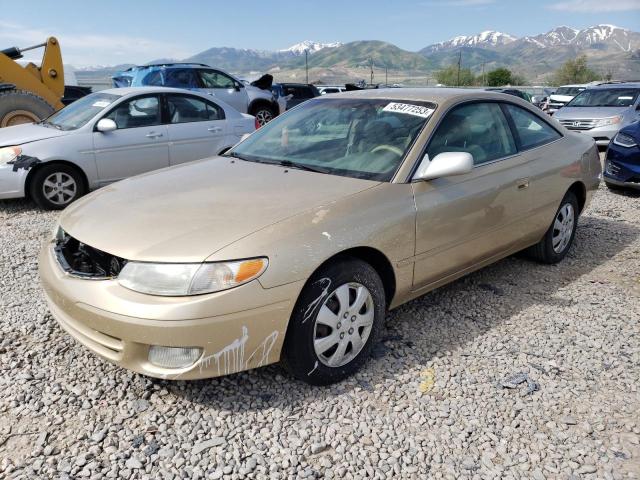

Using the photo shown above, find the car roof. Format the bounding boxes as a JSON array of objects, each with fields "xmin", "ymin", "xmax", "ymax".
[
  {"xmin": 589, "ymin": 82, "xmax": 640, "ymax": 89},
  {"xmin": 322, "ymin": 87, "xmax": 523, "ymax": 104},
  {"xmin": 127, "ymin": 63, "xmax": 210, "ymax": 70},
  {"xmin": 98, "ymin": 86, "xmax": 218, "ymax": 97}
]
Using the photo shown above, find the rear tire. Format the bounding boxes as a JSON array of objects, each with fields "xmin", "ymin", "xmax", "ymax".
[
  {"xmin": 282, "ymin": 257, "xmax": 386, "ymax": 385},
  {"xmin": 0, "ymin": 90, "xmax": 55, "ymax": 127},
  {"xmin": 250, "ymin": 104, "xmax": 276, "ymax": 126},
  {"xmin": 527, "ymin": 191, "xmax": 579, "ymax": 264},
  {"xmin": 29, "ymin": 163, "xmax": 86, "ymax": 210}
]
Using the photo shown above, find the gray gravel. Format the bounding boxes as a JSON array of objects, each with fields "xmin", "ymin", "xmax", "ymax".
[{"xmin": 1, "ymin": 185, "xmax": 639, "ymax": 479}]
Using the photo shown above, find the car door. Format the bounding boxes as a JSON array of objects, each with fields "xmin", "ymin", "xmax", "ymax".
[
  {"xmin": 165, "ymin": 93, "xmax": 228, "ymax": 165},
  {"xmin": 501, "ymin": 103, "xmax": 565, "ymax": 237},
  {"xmin": 411, "ymin": 101, "xmax": 533, "ymax": 290},
  {"xmin": 92, "ymin": 94, "xmax": 169, "ymax": 184},
  {"xmin": 198, "ymin": 69, "xmax": 248, "ymax": 113}
]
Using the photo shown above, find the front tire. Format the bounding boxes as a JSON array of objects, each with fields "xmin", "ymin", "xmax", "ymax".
[
  {"xmin": 283, "ymin": 257, "xmax": 386, "ymax": 385},
  {"xmin": 29, "ymin": 163, "xmax": 86, "ymax": 210},
  {"xmin": 527, "ymin": 191, "xmax": 578, "ymax": 264}
]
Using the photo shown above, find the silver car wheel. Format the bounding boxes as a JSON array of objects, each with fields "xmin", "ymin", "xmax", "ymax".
[
  {"xmin": 313, "ymin": 282, "xmax": 374, "ymax": 368},
  {"xmin": 42, "ymin": 172, "xmax": 77, "ymax": 206},
  {"xmin": 255, "ymin": 109, "xmax": 273, "ymax": 126},
  {"xmin": 552, "ymin": 203, "xmax": 575, "ymax": 254}
]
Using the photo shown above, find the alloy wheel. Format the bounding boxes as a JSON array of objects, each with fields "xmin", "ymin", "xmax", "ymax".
[
  {"xmin": 255, "ymin": 109, "xmax": 273, "ymax": 126},
  {"xmin": 313, "ymin": 282, "xmax": 374, "ymax": 368},
  {"xmin": 552, "ymin": 203, "xmax": 575, "ymax": 254},
  {"xmin": 42, "ymin": 172, "xmax": 77, "ymax": 206}
]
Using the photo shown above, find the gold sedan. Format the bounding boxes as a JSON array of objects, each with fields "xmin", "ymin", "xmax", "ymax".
[{"xmin": 39, "ymin": 89, "xmax": 601, "ymax": 385}]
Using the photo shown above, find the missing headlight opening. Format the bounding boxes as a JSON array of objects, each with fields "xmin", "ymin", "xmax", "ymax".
[
  {"xmin": 9, "ymin": 154, "xmax": 41, "ymax": 172},
  {"xmin": 54, "ymin": 231, "xmax": 127, "ymax": 278}
]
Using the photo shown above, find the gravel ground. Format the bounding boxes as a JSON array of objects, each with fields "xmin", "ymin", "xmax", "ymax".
[{"xmin": 1, "ymin": 184, "xmax": 639, "ymax": 480}]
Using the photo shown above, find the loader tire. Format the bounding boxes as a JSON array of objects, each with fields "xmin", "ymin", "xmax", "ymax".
[{"xmin": 0, "ymin": 90, "xmax": 55, "ymax": 127}]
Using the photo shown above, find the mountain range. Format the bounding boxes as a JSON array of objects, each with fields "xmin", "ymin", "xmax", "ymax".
[{"xmin": 76, "ymin": 25, "xmax": 640, "ymax": 85}]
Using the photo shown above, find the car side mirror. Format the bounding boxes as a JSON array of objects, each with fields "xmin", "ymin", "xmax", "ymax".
[
  {"xmin": 96, "ymin": 118, "xmax": 117, "ymax": 133},
  {"xmin": 413, "ymin": 152, "xmax": 474, "ymax": 181},
  {"xmin": 234, "ymin": 82, "xmax": 242, "ymax": 92},
  {"xmin": 636, "ymin": 103, "xmax": 640, "ymax": 111}
]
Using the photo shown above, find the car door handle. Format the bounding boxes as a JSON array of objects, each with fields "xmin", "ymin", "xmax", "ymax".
[
  {"xmin": 145, "ymin": 132, "xmax": 163, "ymax": 139},
  {"xmin": 517, "ymin": 178, "xmax": 530, "ymax": 190},
  {"xmin": 208, "ymin": 126, "xmax": 223, "ymax": 133}
]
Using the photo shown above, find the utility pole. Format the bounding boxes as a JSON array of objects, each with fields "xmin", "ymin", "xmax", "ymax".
[
  {"xmin": 481, "ymin": 62, "xmax": 486, "ymax": 86},
  {"xmin": 456, "ymin": 50, "xmax": 462, "ymax": 87},
  {"xmin": 385, "ymin": 66, "xmax": 388, "ymax": 86},
  {"xmin": 305, "ymin": 49, "xmax": 309, "ymax": 84},
  {"xmin": 370, "ymin": 57, "xmax": 374, "ymax": 85}
]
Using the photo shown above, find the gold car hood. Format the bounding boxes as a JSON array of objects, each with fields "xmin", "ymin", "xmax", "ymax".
[{"xmin": 60, "ymin": 157, "xmax": 380, "ymax": 262}]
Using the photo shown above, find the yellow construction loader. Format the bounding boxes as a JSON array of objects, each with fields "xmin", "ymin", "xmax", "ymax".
[{"xmin": 0, "ymin": 37, "xmax": 65, "ymax": 127}]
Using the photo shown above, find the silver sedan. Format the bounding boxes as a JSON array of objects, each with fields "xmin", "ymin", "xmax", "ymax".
[{"xmin": 0, "ymin": 87, "xmax": 256, "ymax": 209}]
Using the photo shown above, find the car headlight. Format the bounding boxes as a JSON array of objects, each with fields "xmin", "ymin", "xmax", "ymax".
[
  {"xmin": 594, "ymin": 115, "xmax": 623, "ymax": 128},
  {"xmin": 0, "ymin": 146, "xmax": 21, "ymax": 164},
  {"xmin": 51, "ymin": 224, "xmax": 65, "ymax": 241},
  {"xmin": 117, "ymin": 258, "xmax": 268, "ymax": 296},
  {"xmin": 612, "ymin": 132, "xmax": 637, "ymax": 148}
]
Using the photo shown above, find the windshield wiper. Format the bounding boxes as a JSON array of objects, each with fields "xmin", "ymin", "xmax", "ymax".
[{"xmin": 269, "ymin": 159, "xmax": 326, "ymax": 174}]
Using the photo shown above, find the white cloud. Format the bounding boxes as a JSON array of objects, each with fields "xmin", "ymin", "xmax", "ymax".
[
  {"xmin": 549, "ymin": 0, "xmax": 640, "ymax": 12},
  {"xmin": 0, "ymin": 21, "xmax": 191, "ymax": 66}
]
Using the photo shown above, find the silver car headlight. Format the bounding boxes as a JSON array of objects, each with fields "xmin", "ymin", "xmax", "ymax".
[
  {"xmin": 117, "ymin": 258, "xmax": 268, "ymax": 296},
  {"xmin": 0, "ymin": 146, "xmax": 21, "ymax": 164},
  {"xmin": 594, "ymin": 115, "xmax": 623, "ymax": 128}
]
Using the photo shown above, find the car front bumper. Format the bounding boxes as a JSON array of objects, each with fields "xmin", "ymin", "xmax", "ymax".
[
  {"xmin": 0, "ymin": 163, "xmax": 27, "ymax": 200},
  {"xmin": 562, "ymin": 126, "xmax": 622, "ymax": 147},
  {"xmin": 39, "ymin": 244, "xmax": 304, "ymax": 380},
  {"xmin": 603, "ymin": 157, "xmax": 640, "ymax": 190}
]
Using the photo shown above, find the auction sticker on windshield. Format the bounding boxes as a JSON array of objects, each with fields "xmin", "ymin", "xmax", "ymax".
[{"xmin": 382, "ymin": 103, "xmax": 434, "ymax": 118}]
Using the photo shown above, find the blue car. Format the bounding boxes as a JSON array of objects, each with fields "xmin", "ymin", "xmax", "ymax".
[{"xmin": 604, "ymin": 121, "xmax": 640, "ymax": 191}]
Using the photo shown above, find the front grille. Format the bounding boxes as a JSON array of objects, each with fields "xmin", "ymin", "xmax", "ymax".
[
  {"xmin": 559, "ymin": 119, "xmax": 597, "ymax": 130},
  {"xmin": 55, "ymin": 231, "xmax": 127, "ymax": 279}
]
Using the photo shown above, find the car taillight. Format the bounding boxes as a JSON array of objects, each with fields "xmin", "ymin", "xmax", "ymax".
[{"xmin": 255, "ymin": 117, "xmax": 261, "ymax": 129}]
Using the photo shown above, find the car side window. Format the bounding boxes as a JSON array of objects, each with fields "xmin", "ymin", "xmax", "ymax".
[
  {"xmin": 426, "ymin": 102, "xmax": 516, "ymax": 165},
  {"xmin": 504, "ymin": 104, "xmax": 561, "ymax": 150},
  {"xmin": 163, "ymin": 69, "xmax": 199, "ymax": 88},
  {"xmin": 167, "ymin": 94, "xmax": 225, "ymax": 123},
  {"xmin": 104, "ymin": 96, "xmax": 161, "ymax": 129},
  {"xmin": 199, "ymin": 70, "xmax": 235, "ymax": 89}
]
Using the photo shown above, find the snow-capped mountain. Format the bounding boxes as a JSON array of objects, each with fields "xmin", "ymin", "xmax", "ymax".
[
  {"xmin": 423, "ymin": 31, "xmax": 517, "ymax": 53},
  {"xmin": 423, "ymin": 25, "xmax": 639, "ymax": 54},
  {"xmin": 280, "ymin": 41, "xmax": 343, "ymax": 55},
  {"xmin": 520, "ymin": 25, "xmax": 637, "ymax": 51}
]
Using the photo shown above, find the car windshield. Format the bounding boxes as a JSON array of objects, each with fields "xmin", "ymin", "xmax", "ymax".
[
  {"xmin": 229, "ymin": 98, "xmax": 435, "ymax": 181},
  {"xmin": 555, "ymin": 87, "xmax": 585, "ymax": 96},
  {"xmin": 567, "ymin": 88, "xmax": 640, "ymax": 107},
  {"xmin": 44, "ymin": 92, "xmax": 120, "ymax": 131}
]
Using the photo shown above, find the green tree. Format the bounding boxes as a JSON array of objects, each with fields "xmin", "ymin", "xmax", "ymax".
[
  {"xmin": 552, "ymin": 55, "xmax": 599, "ymax": 85},
  {"xmin": 486, "ymin": 68, "xmax": 512, "ymax": 86},
  {"xmin": 435, "ymin": 65, "xmax": 475, "ymax": 86}
]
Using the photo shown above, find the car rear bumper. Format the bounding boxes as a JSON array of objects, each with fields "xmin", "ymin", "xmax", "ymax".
[
  {"xmin": 0, "ymin": 164, "xmax": 27, "ymax": 199},
  {"xmin": 39, "ymin": 243, "xmax": 303, "ymax": 380}
]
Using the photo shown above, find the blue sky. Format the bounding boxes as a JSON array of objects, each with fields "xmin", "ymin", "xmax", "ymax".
[{"xmin": 1, "ymin": 0, "xmax": 639, "ymax": 65}]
